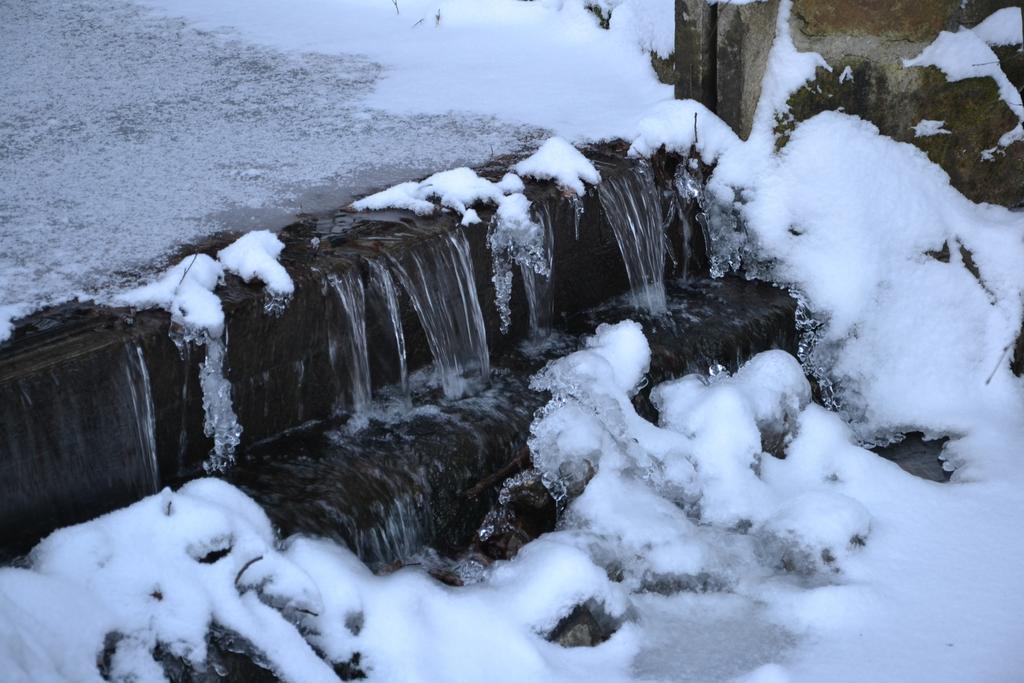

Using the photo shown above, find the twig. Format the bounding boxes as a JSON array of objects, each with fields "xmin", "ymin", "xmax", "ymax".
[
  {"xmin": 390, "ymin": 0, "xmax": 399, "ymax": 14},
  {"xmin": 462, "ymin": 445, "xmax": 531, "ymax": 499},
  {"xmin": 176, "ymin": 253, "xmax": 199, "ymax": 290},
  {"xmin": 985, "ymin": 342, "xmax": 1013, "ymax": 385},
  {"xmin": 234, "ymin": 555, "xmax": 264, "ymax": 587}
]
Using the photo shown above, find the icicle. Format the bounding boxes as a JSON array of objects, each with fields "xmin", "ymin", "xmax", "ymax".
[
  {"xmin": 488, "ymin": 194, "xmax": 553, "ymax": 336},
  {"xmin": 570, "ymin": 193, "xmax": 584, "ymax": 241},
  {"xmin": 200, "ymin": 331, "xmax": 243, "ymax": 473}
]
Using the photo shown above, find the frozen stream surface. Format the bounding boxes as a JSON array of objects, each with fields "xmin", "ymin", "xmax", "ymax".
[{"xmin": 0, "ymin": 0, "xmax": 552, "ymax": 314}]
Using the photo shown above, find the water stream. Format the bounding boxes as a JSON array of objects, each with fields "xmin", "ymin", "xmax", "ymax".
[
  {"xmin": 520, "ymin": 203, "xmax": 555, "ymax": 338},
  {"xmin": 329, "ymin": 271, "xmax": 373, "ymax": 415},
  {"xmin": 367, "ymin": 259, "xmax": 410, "ymax": 402},
  {"xmin": 599, "ymin": 161, "xmax": 669, "ymax": 313},
  {"xmin": 123, "ymin": 343, "xmax": 160, "ymax": 492},
  {"xmin": 389, "ymin": 231, "xmax": 490, "ymax": 399}
]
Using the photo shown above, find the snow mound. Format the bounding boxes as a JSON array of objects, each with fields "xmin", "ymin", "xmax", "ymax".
[
  {"xmin": 217, "ymin": 230, "xmax": 294, "ymax": 297},
  {"xmin": 117, "ymin": 254, "xmax": 226, "ymax": 337},
  {"xmin": 629, "ymin": 99, "xmax": 741, "ymax": 161},
  {"xmin": 352, "ymin": 167, "xmax": 508, "ymax": 218},
  {"xmin": 514, "ymin": 137, "xmax": 602, "ymax": 196},
  {"xmin": 0, "ymin": 478, "xmax": 639, "ymax": 683}
]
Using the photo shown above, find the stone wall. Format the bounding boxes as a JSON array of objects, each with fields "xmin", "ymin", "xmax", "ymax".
[{"xmin": 666, "ymin": 0, "xmax": 1023, "ymax": 207}]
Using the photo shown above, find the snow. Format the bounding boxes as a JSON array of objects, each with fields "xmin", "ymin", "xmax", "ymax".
[
  {"xmin": 513, "ymin": 137, "xmax": 602, "ymax": 196},
  {"xmin": 0, "ymin": 303, "xmax": 31, "ymax": 344},
  {"xmin": 837, "ymin": 65, "xmax": 853, "ymax": 84},
  {"xmin": 971, "ymin": 6, "xmax": 1023, "ymax": 47},
  {"xmin": 629, "ymin": 99, "xmax": 741, "ymax": 161},
  {"xmin": 6, "ymin": 0, "xmax": 1024, "ymax": 680},
  {"xmin": 217, "ymin": 230, "xmax": 294, "ymax": 297},
  {"xmin": 0, "ymin": 0, "xmax": 671, "ymax": 333},
  {"xmin": 913, "ymin": 119, "xmax": 952, "ymax": 137},
  {"xmin": 116, "ymin": 254, "xmax": 226, "ymax": 337},
  {"xmin": 353, "ymin": 167, "xmax": 510, "ymax": 218},
  {"xmin": 0, "ymin": 477, "xmax": 640, "ymax": 683},
  {"xmin": 726, "ymin": 112, "xmax": 1024, "ymax": 446}
]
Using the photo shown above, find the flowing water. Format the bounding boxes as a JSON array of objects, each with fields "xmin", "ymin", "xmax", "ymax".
[
  {"xmin": 329, "ymin": 270, "xmax": 373, "ymax": 415},
  {"xmin": 123, "ymin": 343, "xmax": 160, "ymax": 492},
  {"xmin": 389, "ymin": 231, "xmax": 490, "ymax": 399},
  {"xmin": 599, "ymin": 161, "xmax": 668, "ymax": 313},
  {"xmin": 367, "ymin": 259, "xmax": 410, "ymax": 402},
  {"xmin": 520, "ymin": 203, "xmax": 556, "ymax": 338}
]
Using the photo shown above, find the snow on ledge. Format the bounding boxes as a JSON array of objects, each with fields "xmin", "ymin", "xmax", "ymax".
[
  {"xmin": 117, "ymin": 253, "xmax": 227, "ymax": 337},
  {"xmin": 628, "ymin": 99, "xmax": 741, "ymax": 162},
  {"xmin": 217, "ymin": 230, "xmax": 294, "ymax": 297},
  {"xmin": 351, "ymin": 167, "xmax": 508, "ymax": 218},
  {"xmin": 513, "ymin": 137, "xmax": 601, "ymax": 196},
  {"xmin": 116, "ymin": 230, "xmax": 293, "ymax": 337}
]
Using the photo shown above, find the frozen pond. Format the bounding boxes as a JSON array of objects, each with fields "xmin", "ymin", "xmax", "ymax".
[{"xmin": 0, "ymin": 0, "xmax": 548, "ymax": 313}]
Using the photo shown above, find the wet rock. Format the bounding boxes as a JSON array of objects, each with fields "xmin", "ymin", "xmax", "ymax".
[
  {"xmin": 872, "ymin": 432, "xmax": 949, "ymax": 482},
  {"xmin": 476, "ymin": 468, "xmax": 557, "ymax": 562},
  {"xmin": 546, "ymin": 602, "xmax": 618, "ymax": 648}
]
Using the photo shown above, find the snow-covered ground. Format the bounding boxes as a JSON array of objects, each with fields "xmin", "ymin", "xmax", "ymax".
[
  {"xmin": 3, "ymin": 1, "xmax": 1024, "ymax": 682},
  {"xmin": 0, "ymin": 0, "xmax": 670, "ymax": 331}
]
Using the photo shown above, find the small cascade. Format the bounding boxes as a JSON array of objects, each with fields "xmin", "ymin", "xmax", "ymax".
[
  {"xmin": 200, "ymin": 332, "xmax": 243, "ymax": 473},
  {"xmin": 519, "ymin": 203, "xmax": 555, "ymax": 338},
  {"xmin": 123, "ymin": 343, "xmax": 160, "ymax": 491},
  {"xmin": 389, "ymin": 230, "xmax": 490, "ymax": 399},
  {"xmin": 598, "ymin": 160, "xmax": 668, "ymax": 313},
  {"xmin": 366, "ymin": 260, "xmax": 410, "ymax": 401},
  {"xmin": 488, "ymin": 196, "xmax": 554, "ymax": 337},
  {"xmin": 329, "ymin": 271, "xmax": 373, "ymax": 415}
]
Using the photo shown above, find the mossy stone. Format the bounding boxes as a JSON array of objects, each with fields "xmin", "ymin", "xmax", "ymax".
[
  {"xmin": 780, "ymin": 60, "xmax": 1024, "ymax": 206},
  {"xmin": 792, "ymin": 0, "xmax": 958, "ymax": 42}
]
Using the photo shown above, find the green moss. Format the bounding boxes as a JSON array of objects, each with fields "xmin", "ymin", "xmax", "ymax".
[{"xmin": 779, "ymin": 59, "xmax": 1024, "ymax": 206}]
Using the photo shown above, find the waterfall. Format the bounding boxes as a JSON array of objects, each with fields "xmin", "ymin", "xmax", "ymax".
[
  {"xmin": 200, "ymin": 332, "xmax": 243, "ymax": 473},
  {"xmin": 598, "ymin": 161, "xmax": 668, "ymax": 313},
  {"xmin": 367, "ymin": 260, "xmax": 410, "ymax": 401},
  {"xmin": 390, "ymin": 230, "xmax": 489, "ymax": 399},
  {"xmin": 519, "ymin": 203, "xmax": 555, "ymax": 338},
  {"xmin": 329, "ymin": 271, "xmax": 373, "ymax": 415},
  {"xmin": 123, "ymin": 343, "xmax": 159, "ymax": 491}
]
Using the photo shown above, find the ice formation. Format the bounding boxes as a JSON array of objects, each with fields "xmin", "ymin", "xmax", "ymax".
[{"xmin": 115, "ymin": 231, "xmax": 295, "ymax": 471}]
